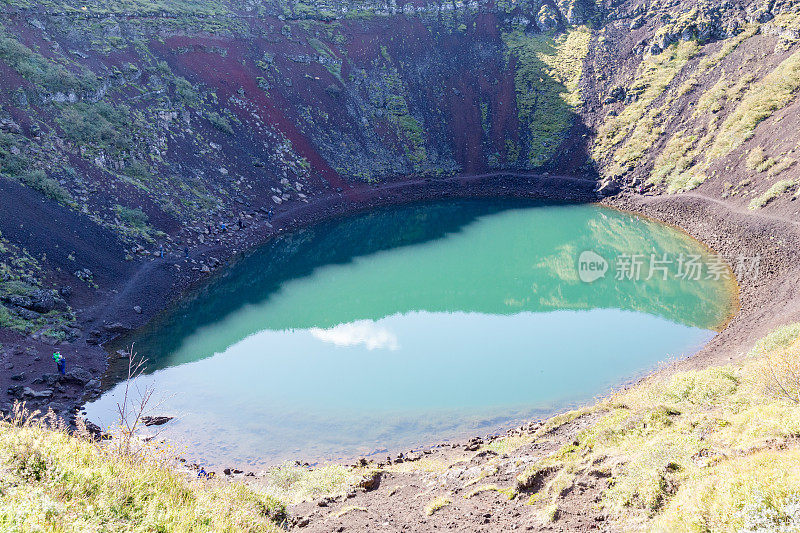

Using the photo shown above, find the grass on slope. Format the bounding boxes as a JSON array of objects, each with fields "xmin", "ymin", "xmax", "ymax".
[
  {"xmin": 648, "ymin": 129, "xmax": 710, "ymax": 193},
  {"xmin": 0, "ymin": 409, "xmax": 286, "ymax": 532},
  {"xmin": 748, "ymin": 179, "xmax": 798, "ymax": 210},
  {"xmin": 257, "ymin": 462, "xmax": 379, "ymax": 504},
  {"xmin": 503, "ymin": 26, "xmax": 590, "ymax": 167},
  {"xmin": 594, "ymin": 41, "xmax": 700, "ymax": 173},
  {"xmin": 709, "ymin": 48, "xmax": 800, "ymax": 160},
  {"xmin": 489, "ymin": 323, "xmax": 800, "ymax": 531}
]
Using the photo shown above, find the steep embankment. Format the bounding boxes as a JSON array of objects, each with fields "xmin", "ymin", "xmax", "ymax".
[
  {"xmin": 1, "ymin": 0, "xmax": 604, "ymax": 415},
  {"xmin": 3, "ymin": 0, "xmax": 800, "ymax": 531},
  {"xmin": 1, "ymin": 0, "xmax": 799, "ymax": 452}
]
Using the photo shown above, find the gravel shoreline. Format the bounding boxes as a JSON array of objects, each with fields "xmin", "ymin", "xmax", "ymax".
[{"xmin": 4, "ymin": 180, "xmax": 799, "ymax": 477}]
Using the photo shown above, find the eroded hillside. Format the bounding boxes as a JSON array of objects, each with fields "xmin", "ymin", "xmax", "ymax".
[{"xmin": 1, "ymin": 0, "xmax": 800, "ymax": 404}]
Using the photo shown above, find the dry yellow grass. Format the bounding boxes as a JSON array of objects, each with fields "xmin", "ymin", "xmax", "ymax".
[
  {"xmin": 0, "ymin": 407, "xmax": 286, "ymax": 532},
  {"xmin": 748, "ymin": 179, "xmax": 798, "ymax": 209},
  {"xmin": 517, "ymin": 323, "xmax": 800, "ymax": 531},
  {"xmin": 709, "ymin": 49, "xmax": 800, "ymax": 159},
  {"xmin": 423, "ymin": 495, "xmax": 451, "ymax": 516}
]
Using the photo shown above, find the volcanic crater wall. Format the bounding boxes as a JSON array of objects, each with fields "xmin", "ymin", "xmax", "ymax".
[{"xmin": 3, "ymin": 0, "xmax": 800, "ymax": 344}]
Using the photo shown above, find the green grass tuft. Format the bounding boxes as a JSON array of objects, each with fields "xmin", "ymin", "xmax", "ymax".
[
  {"xmin": 424, "ymin": 495, "xmax": 451, "ymax": 516},
  {"xmin": 748, "ymin": 179, "xmax": 797, "ymax": 210},
  {"xmin": 709, "ymin": 49, "xmax": 800, "ymax": 160}
]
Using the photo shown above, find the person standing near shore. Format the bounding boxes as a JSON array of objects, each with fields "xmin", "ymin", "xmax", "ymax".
[{"xmin": 53, "ymin": 351, "xmax": 65, "ymax": 375}]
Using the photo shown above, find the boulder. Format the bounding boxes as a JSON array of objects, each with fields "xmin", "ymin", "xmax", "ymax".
[
  {"xmin": 596, "ymin": 176, "xmax": 622, "ymax": 197},
  {"xmin": 65, "ymin": 367, "xmax": 93, "ymax": 385},
  {"xmin": 358, "ymin": 471, "xmax": 382, "ymax": 491},
  {"xmin": 142, "ymin": 415, "xmax": 173, "ymax": 426},
  {"xmin": 34, "ymin": 374, "xmax": 63, "ymax": 386},
  {"xmin": 23, "ymin": 387, "xmax": 53, "ymax": 399},
  {"xmin": 28, "ymin": 289, "xmax": 55, "ymax": 313},
  {"xmin": 103, "ymin": 322, "xmax": 130, "ymax": 334},
  {"xmin": 12, "ymin": 306, "xmax": 41, "ymax": 320}
]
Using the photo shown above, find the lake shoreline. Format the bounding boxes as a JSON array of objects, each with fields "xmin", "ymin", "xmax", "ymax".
[
  {"xmin": 6, "ymin": 174, "xmax": 799, "ymax": 485},
  {"xmin": 87, "ymin": 200, "xmax": 734, "ymax": 471},
  {"xmin": 4, "ymin": 175, "xmax": 800, "ymax": 532},
  {"xmin": 197, "ymin": 187, "xmax": 800, "ymax": 474}
]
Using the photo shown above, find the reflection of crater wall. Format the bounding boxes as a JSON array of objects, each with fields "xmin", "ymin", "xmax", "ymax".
[
  {"xmin": 106, "ymin": 199, "xmax": 519, "ymax": 377},
  {"xmin": 106, "ymin": 201, "xmax": 736, "ymax": 386}
]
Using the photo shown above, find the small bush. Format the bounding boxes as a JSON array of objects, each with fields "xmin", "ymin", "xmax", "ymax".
[
  {"xmin": 0, "ymin": 133, "xmax": 28, "ymax": 177},
  {"xmin": 122, "ymin": 159, "xmax": 151, "ymax": 180},
  {"xmin": 58, "ymin": 101, "xmax": 131, "ymax": 151},
  {"xmin": 748, "ymin": 179, "xmax": 797, "ymax": 210},
  {"xmin": 19, "ymin": 170, "xmax": 73, "ymax": 204},
  {"xmin": 746, "ymin": 147, "xmax": 767, "ymax": 170},
  {"xmin": 207, "ymin": 111, "xmax": 234, "ymax": 134},
  {"xmin": 114, "ymin": 205, "xmax": 149, "ymax": 229},
  {"xmin": 744, "ymin": 146, "xmax": 778, "ymax": 173},
  {"xmin": 174, "ymin": 76, "xmax": 199, "ymax": 106}
]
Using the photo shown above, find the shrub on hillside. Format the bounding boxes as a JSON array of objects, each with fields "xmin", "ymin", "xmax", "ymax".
[
  {"xmin": 19, "ymin": 170, "xmax": 73, "ymax": 205},
  {"xmin": 207, "ymin": 111, "xmax": 234, "ymax": 134},
  {"xmin": 122, "ymin": 159, "xmax": 151, "ymax": 180},
  {"xmin": 114, "ymin": 205, "xmax": 149, "ymax": 229},
  {"xmin": 57, "ymin": 102, "xmax": 131, "ymax": 151}
]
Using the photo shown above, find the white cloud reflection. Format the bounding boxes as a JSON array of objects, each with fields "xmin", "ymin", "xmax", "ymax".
[{"xmin": 309, "ymin": 320, "xmax": 399, "ymax": 350}]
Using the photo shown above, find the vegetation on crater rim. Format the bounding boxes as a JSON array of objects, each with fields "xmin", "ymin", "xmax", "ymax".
[{"xmin": 3, "ymin": 321, "xmax": 800, "ymax": 530}]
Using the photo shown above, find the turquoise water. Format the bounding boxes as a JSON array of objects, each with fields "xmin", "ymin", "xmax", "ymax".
[{"xmin": 84, "ymin": 200, "xmax": 736, "ymax": 467}]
